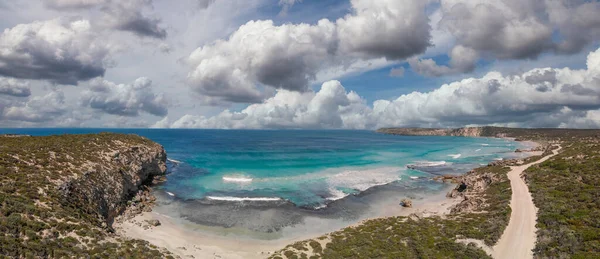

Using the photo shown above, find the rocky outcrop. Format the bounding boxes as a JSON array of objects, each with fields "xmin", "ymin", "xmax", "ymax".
[
  {"xmin": 446, "ymin": 169, "xmax": 504, "ymax": 214},
  {"xmin": 57, "ymin": 135, "xmax": 167, "ymax": 228},
  {"xmin": 0, "ymin": 133, "xmax": 171, "ymax": 257},
  {"xmin": 377, "ymin": 127, "xmax": 485, "ymax": 137}
]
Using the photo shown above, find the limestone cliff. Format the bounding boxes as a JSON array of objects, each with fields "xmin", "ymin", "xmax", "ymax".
[
  {"xmin": 376, "ymin": 127, "xmax": 485, "ymax": 137},
  {"xmin": 0, "ymin": 133, "xmax": 171, "ymax": 257},
  {"xmin": 57, "ymin": 135, "xmax": 167, "ymax": 226}
]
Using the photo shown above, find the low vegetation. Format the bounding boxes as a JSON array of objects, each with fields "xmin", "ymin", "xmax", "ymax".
[
  {"xmin": 0, "ymin": 133, "xmax": 172, "ymax": 258},
  {"xmin": 273, "ymin": 128, "xmax": 600, "ymax": 259},
  {"xmin": 270, "ymin": 163, "xmax": 514, "ymax": 258}
]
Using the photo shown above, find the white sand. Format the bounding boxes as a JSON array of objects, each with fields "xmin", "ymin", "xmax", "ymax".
[
  {"xmin": 114, "ymin": 188, "xmax": 461, "ymax": 259},
  {"xmin": 492, "ymin": 145, "xmax": 561, "ymax": 259}
]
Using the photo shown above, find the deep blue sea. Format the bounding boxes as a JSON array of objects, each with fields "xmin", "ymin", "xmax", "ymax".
[{"xmin": 1, "ymin": 129, "xmax": 529, "ymax": 235}]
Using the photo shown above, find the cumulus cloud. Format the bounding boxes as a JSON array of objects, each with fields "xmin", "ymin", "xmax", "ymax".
[
  {"xmin": 186, "ymin": 0, "xmax": 432, "ymax": 103},
  {"xmin": 44, "ymin": 0, "xmax": 106, "ymax": 9},
  {"xmin": 410, "ymin": 0, "xmax": 600, "ymax": 77},
  {"xmin": 0, "ymin": 77, "xmax": 30, "ymax": 97},
  {"xmin": 0, "ymin": 18, "xmax": 110, "ymax": 84},
  {"xmin": 102, "ymin": 0, "xmax": 167, "ymax": 39},
  {"xmin": 167, "ymin": 47, "xmax": 600, "ymax": 129},
  {"xmin": 45, "ymin": 0, "xmax": 167, "ymax": 39},
  {"xmin": 80, "ymin": 77, "xmax": 168, "ymax": 117},
  {"xmin": 2, "ymin": 90, "xmax": 68, "ymax": 123}
]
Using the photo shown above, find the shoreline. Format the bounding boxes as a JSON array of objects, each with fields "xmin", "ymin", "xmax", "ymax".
[
  {"xmin": 114, "ymin": 185, "xmax": 462, "ymax": 259},
  {"xmin": 114, "ymin": 139, "xmax": 543, "ymax": 259}
]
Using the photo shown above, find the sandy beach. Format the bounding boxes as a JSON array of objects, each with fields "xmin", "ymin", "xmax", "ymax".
[{"xmin": 114, "ymin": 187, "xmax": 462, "ymax": 259}]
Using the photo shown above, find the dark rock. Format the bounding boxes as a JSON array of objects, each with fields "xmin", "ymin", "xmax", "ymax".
[
  {"xmin": 146, "ymin": 219, "xmax": 161, "ymax": 226},
  {"xmin": 400, "ymin": 198, "xmax": 413, "ymax": 208}
]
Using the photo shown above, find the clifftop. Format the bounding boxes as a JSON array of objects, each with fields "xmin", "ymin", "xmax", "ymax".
[
  {"xmin": 377, "ymin": 127, "xmax": 486, "ymax": 137},
  {"xmin": 377, "ymin": 126, "xmax": 600, "ymax": 141},
  {"xmin": 0, "ymin": 133, "xmax": 172, "ymax": 257}
]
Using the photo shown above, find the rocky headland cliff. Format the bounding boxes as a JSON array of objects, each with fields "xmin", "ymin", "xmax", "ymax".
[
  {"xmin": 0, "ymin": 133, "xmax": 172, "ymax": 257},
  {"xmin": 377, "ymin": 127, "xmax": 486, "ymax": 137}
]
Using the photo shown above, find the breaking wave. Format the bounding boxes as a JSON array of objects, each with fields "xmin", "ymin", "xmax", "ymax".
[
  {"xmin": 206, "ymin": 196, "xmax": 282, "ymax": 202},
  {"xmin": 448, "ymin": 154, "xmax": 462, "ymax": 159},
  {"xmin": 222, "ymin": 175, "xmax": 253, "ymax": 183}
]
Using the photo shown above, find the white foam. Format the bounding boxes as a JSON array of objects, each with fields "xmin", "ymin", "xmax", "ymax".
[
  {"xmin": 166, "ymin": 191, "xmax": 175, "ymax": 197},
  {"xmin": 494, "ymin": 158, "xmax": 503, "ymax": 161},
  {"xmin": 206, "ymin": 196, "xmax": 282, "ymax": 202},
  {"xmin": 448, "ymin": 154, "xmax": 462, "ymax": 159},
  {"xmin": 167, "ymin": 158, "xmax": 182, "ymax": 164},
  {"xmin": 325, "ymin": 167, "xmax": 402, "ymax": 201},
  {"xmin": 410, "ymin": 176, "xmax": 419, "ymax": 179},
  {"xmin": 481, "ymin": 144, "xmax": 490, "ymax": 146},
  {"xmin": 411, "ymin": 161, "xmax": 447, "ymax": 167},
  {"xmin": 222, "ymin": 176, "xmax": 253, "ymax": 183},
  {"xmin": 475, "ymin": 148, "xmax": 482, "ymax": 152},
  {"xmin": 326, "ymin": 188, "xmax": 348, "ymax": 201}
]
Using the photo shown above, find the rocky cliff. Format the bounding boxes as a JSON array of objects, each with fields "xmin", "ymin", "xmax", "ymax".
[
  {"xmin": 56, "ymin": 135, "xmax": 167, "ymax": 227},
  {"xmin": 377, "ymin": 127, "xmax": 485, "ymax": 137},
  {"xmin": 0, "ymin": 133, "xmax": 172, "ymax": 257}
]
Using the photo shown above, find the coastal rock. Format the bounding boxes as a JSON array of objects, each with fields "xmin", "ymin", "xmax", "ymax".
[
  {"xmin": 0, "ymin": 133, "xmax": 171, "ymax": 257},
  {"xmin": 377, "ymin": 127, "xmax": 484, "ymax": 137},
  {"xmin": 400, "ymin": 199, "xmax": 413, "ymax": 208},
  {"xmin": 146, "ymin": 219, "xmax": 161, "ymax": 227},
  {"xmin": 56, "ymin": 135, "xmax": 167, "ymax": 227}
]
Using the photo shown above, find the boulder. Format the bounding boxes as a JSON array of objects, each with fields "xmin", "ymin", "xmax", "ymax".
[
  {"xmin": 146, "ymin": 219, "xmax": 161, "ymax": 226},
  {"xmin": 400, "ymin": 198, "xmax": 413, "ymax": 208}
]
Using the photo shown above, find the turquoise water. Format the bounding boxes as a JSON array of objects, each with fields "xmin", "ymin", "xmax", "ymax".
[{"xmin": 1, "ymin": 129, "xmax": 527, "ymax": 210}]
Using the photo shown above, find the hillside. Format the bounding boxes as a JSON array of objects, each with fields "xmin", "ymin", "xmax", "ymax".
[{"xmin": 0, "ymin": 133, "xmax": 173, "ymax": 258}]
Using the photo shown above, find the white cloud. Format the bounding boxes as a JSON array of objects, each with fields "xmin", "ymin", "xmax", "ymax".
[
  {"xmin": 167, "ymin": 47, "xmax": 600, "ymax": 129},
  {"xmin": 410, "ymin": 0, "xmax": 600, "ymax": 77},
  {"xmin": 45, "ymin": 0, "xmax": 168, "ymax": 39},
  {"xmin": 2, "ymin": 90, "xmax": 68, "ymax": 123},
  {"xmin": 186, "ymin": 0, "xmax": 432, "ymax": 103},
  {"xmin": 0, "ymin": 18, "xmax": 111, "ymax": 84},
  {"xmin": 0, "ymin": 77, "xmax": 30, "ymax": 97},
  {"xmin": 44, "ymin": 0, "xmax": 106, "ymax": 9},
  {"xmin": 80, "ymin": 77, "xmax": 168, "ymax": 117}
]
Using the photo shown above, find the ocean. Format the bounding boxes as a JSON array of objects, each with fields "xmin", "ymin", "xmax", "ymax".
[{"xmin": 1, "ymin": 128, "xmax": 530, "ymax": 238}]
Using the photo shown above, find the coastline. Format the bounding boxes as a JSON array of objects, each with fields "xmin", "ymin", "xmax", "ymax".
[
  {"xmin": 113, "ymin": 138, "xmax": 543, "ymax": 259},
  {"xmin": 114, "ymin": 185, "xmax": 462, "ymax": 259}
]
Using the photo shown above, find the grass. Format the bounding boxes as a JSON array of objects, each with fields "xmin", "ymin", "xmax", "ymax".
[{"xmin": 0, "ymin": 133, "xmax": 172, "ymax": 258}]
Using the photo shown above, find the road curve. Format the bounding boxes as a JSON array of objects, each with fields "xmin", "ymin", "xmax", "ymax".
[{"xmin": 492, "ymin": 145, "xmax": 561, "ymax": 259}]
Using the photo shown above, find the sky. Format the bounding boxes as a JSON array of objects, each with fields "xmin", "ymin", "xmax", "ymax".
[{"xmin": 0, "ymin": 0, "xmax": 600, "ymax": 129}]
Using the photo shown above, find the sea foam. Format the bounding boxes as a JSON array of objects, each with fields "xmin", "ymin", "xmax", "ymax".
[
  {"xmin": 222, "ymin": 176, "xmax": 253, "ymax": 183},
  {"xmin": 408, "ymin": 161, "xmax": 448, "ymax": 167},
  {"xmin": 206, "ymin": 196, "xmax": 282, "ymax": 202},
  {"xmin": 448, "ymin": 154, "xmax": 462, "ymax": 159},
  {"xmin": 167, "ymin": 158, "xmax": 182, "ymax": 164},
  {"xmin": 325, "ymin": 167, "xmax": 402, "ymax": 201}
]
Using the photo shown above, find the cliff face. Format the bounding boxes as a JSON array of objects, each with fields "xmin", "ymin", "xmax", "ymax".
[
  {"xmin": 0, "ymin": 133, "xmax": 170, "ymax": 257},
  {"xmin": 57, "ymin": 138, "xmax": 167, "ymax": 226},
  {"xmin": 377, "ymin": 127, "xmax": 487, "ymax": 137}
]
